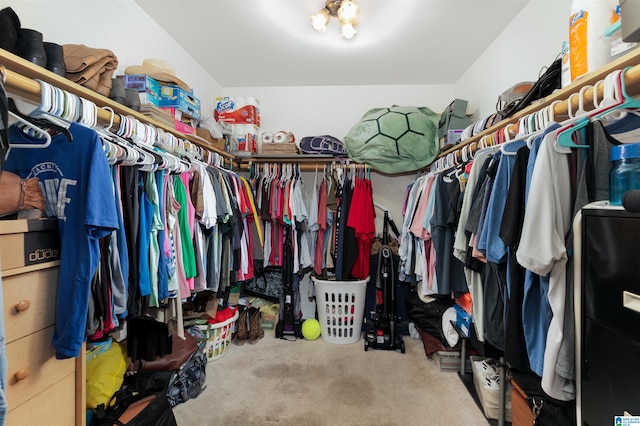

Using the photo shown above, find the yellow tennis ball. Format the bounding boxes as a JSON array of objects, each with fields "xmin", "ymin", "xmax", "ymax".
[{"xmin": 302, "ymin": 319, "xmax": 321, "ymax": 340}]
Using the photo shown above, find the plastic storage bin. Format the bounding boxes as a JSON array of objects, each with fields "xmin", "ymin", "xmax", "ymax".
[
  {"xmin": 196, "ymin": 309, "xmax": 239, "ymax": 361},
  {"xmin": 312, "ymin": 277, "xmax": 369, "ymax": 344}
]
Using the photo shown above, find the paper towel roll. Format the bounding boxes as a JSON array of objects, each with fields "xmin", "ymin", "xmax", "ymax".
[
  {"xmin": 274, "ymin": 131, "xmax": 290, "ymax": 144},
  {"xmin": 234, "ymin": 96, "xmax": 245, "ymax": 113},
  {"xmin": 261, "ymin": 132, "xmax": 274, "ymax": 144}
]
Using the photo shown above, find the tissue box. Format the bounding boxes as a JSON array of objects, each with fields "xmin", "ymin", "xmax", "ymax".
[{"xmin": 159, "ymin": 86, "xmax": 201, "ymax": 120}]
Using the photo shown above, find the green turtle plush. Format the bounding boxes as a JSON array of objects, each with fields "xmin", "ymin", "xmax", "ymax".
[{"xmin": 344, "ymin": 106, "xmax": 440, "ymax": 174}]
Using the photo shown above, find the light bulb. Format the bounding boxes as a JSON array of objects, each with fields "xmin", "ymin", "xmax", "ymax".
[
  {"xmin": 341, "ymin": 22, "xmax": 357, "ymax": 39},
  {"xmin": 310, "ymin": 9, "xmax": 330, "ymax": 31},
  {"xmin": 337, "ymin": 1, "xmax": 359, "ymax": 22}
]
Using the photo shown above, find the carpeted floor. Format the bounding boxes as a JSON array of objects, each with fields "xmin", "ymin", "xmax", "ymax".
[{"xmin": 173, "ymin": 333, "xmax": 491, "ymax": 426}]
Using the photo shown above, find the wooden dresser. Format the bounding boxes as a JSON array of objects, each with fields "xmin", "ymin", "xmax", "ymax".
[{"xmin": 0, "ymin": 219, "xmax": 85, "ymax": 425}]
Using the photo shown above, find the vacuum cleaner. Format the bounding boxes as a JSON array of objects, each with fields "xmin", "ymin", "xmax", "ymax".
[{"xmin": 365, "ymin": 210, "xmax": 405, "ymax": 353}]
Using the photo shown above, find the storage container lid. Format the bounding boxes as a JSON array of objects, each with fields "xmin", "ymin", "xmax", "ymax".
[{"xmin": 611, "ymin": 143, "xmax": 640, "ymax": 161}]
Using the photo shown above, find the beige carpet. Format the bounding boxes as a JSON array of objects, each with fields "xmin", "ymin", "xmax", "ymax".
[{"xmin": 172, "ymin": 333, "xmax": 490, "ymax": 426}]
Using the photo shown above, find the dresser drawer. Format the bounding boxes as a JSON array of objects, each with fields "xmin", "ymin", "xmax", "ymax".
[
  {"xmin": 5, "ymin": 326, "xmax": 75, "ymax": 409},
  {"xmin": 583, "ymin": 214, "xmax": 640, "ymax": 340},
  {"xmin": 582, "ymin": 319, "xmax": 640, "ymax": 425},
  {"xmin": 6, "ymin": 372, "xmax": 76, "ymax": 426},
  {"xmin": 3, "ymin": 267, "xmax": 58, "ymax": 344}
]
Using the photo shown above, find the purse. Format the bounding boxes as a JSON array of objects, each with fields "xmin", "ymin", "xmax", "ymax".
[
  {"xmin": 92, "ymin": 373, "xmax": 177, "ymax": 426},
  {"xmin": 128, "ymin": 332, "xmax": 198, "ymax": 373},
  {"xmin": 496, "ymin": 57, "xmax": 562, "ymax": 121}
]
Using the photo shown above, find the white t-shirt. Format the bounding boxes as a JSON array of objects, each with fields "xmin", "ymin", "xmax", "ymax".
[{"xmin": 516, "ymin": 131, "xmax": 574, "ymax": 401}]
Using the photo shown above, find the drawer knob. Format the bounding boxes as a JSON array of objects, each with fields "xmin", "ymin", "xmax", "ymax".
[
  {"xmin": 15, "ymin": 300, "xmax": 30, "ymax": 313},
  {"xmin": 14, "ymin": 368, "xmax": 30, "ymax": 381}
]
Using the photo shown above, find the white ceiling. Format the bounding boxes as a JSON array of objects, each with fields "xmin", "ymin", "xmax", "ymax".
[{"xmin": 135, "ymin": 0, "xmax": 531, "ymax": 88}]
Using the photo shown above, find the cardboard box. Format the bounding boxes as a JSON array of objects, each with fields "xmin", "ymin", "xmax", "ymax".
[
  {"xmin": 159, "ymin": 86, "xmax": 201, "ymax": 120},
  {"xmin": 195, "ymin": 127, "xmax": 226, "ymax": 151},
  {"xmin": 174, "ymin": 119, "xmax": 195, "ymax": 135},
  {"xmin": 118, "ymin": 74, "xmax": 162, "ymax": 106},
  {"xmin": 119, "ymin": 74, "xmax": 161, "ymax": 97},
  {"xmin": 138, "ymin": 92, "xmax": 161, "ymax": 107},
  {"xmin": 160, "ymin": 106, "xmax": 199, "ymax": 124},
  {"xmin": 0, "ymin": 219, "xmax": 60, "ymax": 271}
]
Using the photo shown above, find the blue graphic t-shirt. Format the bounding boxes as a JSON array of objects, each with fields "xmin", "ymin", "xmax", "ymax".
[{"xmin": 6, "ymin": 122, "xmax": 118, "ymax": 359}]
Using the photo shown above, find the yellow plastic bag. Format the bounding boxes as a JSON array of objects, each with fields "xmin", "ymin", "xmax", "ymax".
[{"xmin": 86, "ymin": 342, "xmax": 128, "ymax": 410}]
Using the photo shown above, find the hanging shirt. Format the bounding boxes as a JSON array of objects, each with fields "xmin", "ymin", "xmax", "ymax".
[
  {"xmin": 110, "ymin": 165, "xmax": 128, "ymax": 317},
  {"xmin": 174, "ymin": 175, "xmax": 197, "ymax": 287},
  {"xmin": 430, "ymin": 174, "xmax": 467, "ymax": 294},
  {"xmin": 347, "ymin": 178, "xmax": 376, "ymax": 280},
  {"xmin": 518, "ymin": 126, "xmax": 555, "ymax": 377},
  {"xmin": 155, "ymin": 169, "xmax": 169, "ymax": 302},
  {"xmin": 145, "ymin": 172, "xmax": 163, "ymax": 306},
  {"xmin": 137, "ymin": 175, "xmax": 153, "ymax": 298},
  {"xmin": 498, "ymin": 145, "xmax": 532, "ymax": 372},
  {"xmin": 314, "ymin": 178, "xmax": 328, "ymax": 276},
  {"xmin": 5, "ymin": 123, "xmax": 118, "ymax": 359},
  {"xmin": 517, "ymin": 129, "xmax": 573, "ymax": 401},
  {"xmin": 120, "ymin": 166, "xmax": 141, "ymax": 317}
]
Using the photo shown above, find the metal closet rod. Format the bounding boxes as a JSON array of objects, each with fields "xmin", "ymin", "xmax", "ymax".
[
  {"xmin": 436, "ymin": 60, "xmax": 640, "ymax": 162},
  {"xmin": 0, "ymin": 64, "xmax": 236, "ymax": 161}
]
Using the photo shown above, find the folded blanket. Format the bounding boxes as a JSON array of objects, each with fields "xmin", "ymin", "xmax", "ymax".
[{"xmin": 63, "ymin": 44, "xmax": 118, "ymax": 97}]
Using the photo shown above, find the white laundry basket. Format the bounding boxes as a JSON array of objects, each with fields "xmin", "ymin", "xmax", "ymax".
[
  {"xmin": 312, "ymin": 277, "xmax": 369, "ymax": 344},
  {"xmin": 196, "ymin": 310, "xmax": 239, "ymax": 361}
]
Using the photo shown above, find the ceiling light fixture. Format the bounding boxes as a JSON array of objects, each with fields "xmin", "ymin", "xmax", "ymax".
[{"xmin": 310, "ymin": 0, "xmax": 360, "ymax": 39}]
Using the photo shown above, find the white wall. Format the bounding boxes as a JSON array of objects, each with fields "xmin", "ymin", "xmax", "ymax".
[
  {"xmin": 6, "ymin": 0, "xmax": 222, "ymax": 117},
  {"xmin": 455, "ymin": 0, "xmax": 572, "ymax": 119}
]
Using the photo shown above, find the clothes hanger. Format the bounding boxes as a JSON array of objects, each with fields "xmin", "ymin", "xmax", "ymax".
[
  {"xmin": 500, "ymin": 135, "xmax": 527, "ymax": 156},
  {"xmin": 7, "ymin": 109, "xmax": 52, "ymax": 149},
  {"xmin": 595, "ymin": 66, "xmax": 640, "ymax": 121},
  {"xmin": 8, "ymin": 97, "xmax": 72, "ymax": 142},
  {"xmin": 555, "ymin": 89, "xmax": 593, "ymax": 149},
  {"xmin": 29, "ymin": 80, "xmax": 75, "ymax": 138},
  {"xmin": 555, "ymin": 69, "xmax": 627, "ymax": 149}
]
